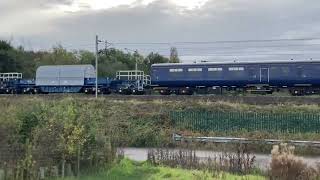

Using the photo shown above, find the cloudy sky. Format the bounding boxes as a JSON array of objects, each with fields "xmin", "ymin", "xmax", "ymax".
[{"xmin": 1, "ymin": 0, "xmax": 320, "ymax": 61}]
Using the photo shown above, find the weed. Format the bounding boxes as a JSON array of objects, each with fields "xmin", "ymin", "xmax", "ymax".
[
  {"xmin": 147, "ymin": 145, "xmax": 256, "ymax": 175},
  {"xmin": 269, "ymin": 143, "xmax": 320, "ymax": 180}
]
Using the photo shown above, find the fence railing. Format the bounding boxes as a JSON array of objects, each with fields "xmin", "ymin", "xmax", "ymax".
[
  {"xmin": 170, "ymin": 111, "xmax": 320, "ymax": 133},
  {"xmin": 172, "ymin": 134, "xmax": 320, "ymax": 147}
]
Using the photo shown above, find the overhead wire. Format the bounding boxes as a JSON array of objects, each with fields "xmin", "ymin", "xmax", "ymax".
[
  {"xmin": 110, "ymin": 37, "xmax": 320, "ymax": 45},
  {"xmin": 53, "ymin": 37, "xmax": 320, "ymax": 60}
]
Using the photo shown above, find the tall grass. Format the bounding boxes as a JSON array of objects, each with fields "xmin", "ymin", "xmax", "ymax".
[
  {"xmin": 269, "ymin": 143, "xmax": 320, "ymax": 180},
  {"xmin": 147, "ymin": 145, "xmax": 256, "ymax": 175},
  {"xmin": 59, "ymin": 158, "xmax": 266, "ymax": 180}
]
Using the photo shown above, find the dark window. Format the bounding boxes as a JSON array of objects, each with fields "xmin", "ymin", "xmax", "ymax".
[
  {"xmin": 270, "ymin": 66, "xmax": 289, "ymax": 77},
  {"xmin": 281, "ymin": 67, "xmax": 290, "ymax": 76},
  {"xmin": 168, "ymin": 68, "xmax": 184, "ymax": 80},
  {"xmin": 297, "ymin": 67, "xmax": 307, "ymax": 78},
  {"xmin": 248, "ymin": 68, "xmax": 257, "ymax": 79},
  {"xmin": 208, "ymin": 67, "xmax": 224, "ymax": 80}
]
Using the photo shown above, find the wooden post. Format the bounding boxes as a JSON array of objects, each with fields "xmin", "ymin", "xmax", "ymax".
[
  {"xmin": 39, "ymin": 167, "xmax": 45, "ymax": 180},
  {"xmin": 61, "ymin": 157, "xmax": 65, "ymax": 178},
  {"xmin": 0, "ymin": 169, "xmax": 4, "ymax": 180},
  {"xmin": 77, "ymin": 143, "xmax": 80, "ymax": 177},
  {"xmin": 52, "ymin": 166, "xmax": 59, "ymax": 177},
  {"xmin": 66, "ymin": 164, "xmax": 74, "ymax": 177}
]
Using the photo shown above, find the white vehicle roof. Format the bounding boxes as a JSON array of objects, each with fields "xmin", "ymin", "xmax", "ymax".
[{"xmin": 152, "ymin": 60, "xmax": 320, "ymax": 67}]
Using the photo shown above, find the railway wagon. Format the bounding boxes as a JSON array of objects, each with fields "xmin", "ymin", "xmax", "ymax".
[
  {"xmin": 151, "ymin": 60, "xmax": 320, "ymax": 95},
  {"xmin": 0, "ymin": 65, "xmax": 149, "ymax": 95},
  {"xmin": 36, "ymin": 65, "xmax": 96, "ymax": 93}
]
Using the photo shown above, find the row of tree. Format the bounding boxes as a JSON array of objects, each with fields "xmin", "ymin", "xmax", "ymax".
[{"xmin": 0, "ymin": 40, "xmax": 180, "ymax": 78}]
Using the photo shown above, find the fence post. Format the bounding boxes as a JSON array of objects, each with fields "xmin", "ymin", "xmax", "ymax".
[
  {"xmin": 66, "ymin": 163, "xmax": 74, "ymax": 177},
  {"xmin": 39, "ymin": 167, "xmax": 45, "ymax": 180},
  {"xmin": 61, "ymin": 157, "xmax": 65, "ymax": 178},
  {"xmin": 77, "ymin": 143, "xmax": 80, "ymax": 178},
  {"xmin": 0, "ymin": 169, "xmax": 4, "ymax": 180}
]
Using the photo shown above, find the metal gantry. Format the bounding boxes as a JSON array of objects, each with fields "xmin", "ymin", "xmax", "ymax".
[
  {"xmin": 116, "ymin": 70, "xmax": 151, "ymax": 91},
  {"xmin": 0, "ymin": 73, "xmax": 22, "ymax": 81}
]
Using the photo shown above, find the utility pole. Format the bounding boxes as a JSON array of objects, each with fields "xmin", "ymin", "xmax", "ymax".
[
  {"xmin": 134, "ymin": 50, "xmax": 138, "ymax": 80},
  {"xmin": 95, "ymin": 35, "xmax": 99, "ymax": 99},
  {"xmin": 95, "ymin": 36, "xmax": 110, "ymax": 98}
]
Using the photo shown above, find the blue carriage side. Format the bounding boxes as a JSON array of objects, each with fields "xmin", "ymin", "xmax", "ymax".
[{"xmin": 151, "ymin": 60, "xmax": 320, "ymax": 95}]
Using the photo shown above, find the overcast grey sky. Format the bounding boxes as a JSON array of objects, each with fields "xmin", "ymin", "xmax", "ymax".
[{"xmin": 1, "ymin": 0, "xmax": 320, "ymax": 61}]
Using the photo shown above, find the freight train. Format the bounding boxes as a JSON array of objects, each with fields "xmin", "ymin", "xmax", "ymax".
[
  {"xmin": 0, "ymin": 65, "xmax": 149, "ymax": 95},
  {"xmin": 1, "ymin": 60, "xmax": 320, "ymax": 96}
]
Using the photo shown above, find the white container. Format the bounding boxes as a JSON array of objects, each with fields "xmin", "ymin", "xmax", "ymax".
[{"xmin": 36, "ymin": 65, "xmax": 95, "ymax": 86}]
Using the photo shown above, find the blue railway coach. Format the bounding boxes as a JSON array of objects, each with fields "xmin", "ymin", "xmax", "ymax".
[{"xmin": 151, "ymin": 60, "xmax": 320, "ymax": 95}]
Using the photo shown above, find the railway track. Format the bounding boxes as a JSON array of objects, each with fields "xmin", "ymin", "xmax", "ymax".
[{"xmin": 1, "ymin": 94, "xmax": 320, "ymax": 105}]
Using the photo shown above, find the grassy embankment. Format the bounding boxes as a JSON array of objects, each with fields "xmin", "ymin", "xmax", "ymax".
[
  {"xmin": 1, "ymin": 95, "xmax": 319, "ymax": 154},
  {"xmin": 61, "ymin": 158, "xmax": 265, "ymax": 180},
  {"xmin": 1, "ymin": 96, "xmax": 319, "ymax": 178},
  {"xmin": 1, "ymin": 95, "xmax": 320, "ymax": 146}
]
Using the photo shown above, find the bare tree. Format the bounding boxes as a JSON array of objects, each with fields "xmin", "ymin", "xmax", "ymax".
[{"xmin": 169, "ymin": 47, "xmax": 180, "ymax": 63}]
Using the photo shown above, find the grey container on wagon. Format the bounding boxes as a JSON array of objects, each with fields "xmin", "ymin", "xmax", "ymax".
[{"xmin": 36, "ymin": 65, "xmax": 96, "ymax": 86}]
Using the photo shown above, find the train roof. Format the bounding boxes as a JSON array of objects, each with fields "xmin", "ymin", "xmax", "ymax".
[
  {"xmin": 152, "ymin": 60, "xmax": 320, "ymax": 67},
  {"xmin": 37, "ymin": 64, "xmax": 94, "ymax": 68}
]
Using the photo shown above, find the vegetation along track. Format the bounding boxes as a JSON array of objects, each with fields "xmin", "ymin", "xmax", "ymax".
[{"xmin": 2, "ymin": 94, "xmax": 320, "ymax": 105}]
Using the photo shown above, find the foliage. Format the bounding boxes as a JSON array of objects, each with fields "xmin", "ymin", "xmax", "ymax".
[
  {"xmin": 0, "ymin": 40, "xmax": 170, "ymax": 77},
  {"xmin": 0, "ymin": 40, "xmax": 23, "ymax": 74},
  {"xmin": 170, "ymin": 47, "xmax": 180, "ymax": 63},
  {"xmin": 0, "ymin": 98, "xmax": 118, "ymax": 179},
  {"xmin": 141, "ymin": 52, "xmax": 169, "ymax": 73},
  {"xmin": 147, "ymin": 145, "xmax": 256, "ymax": 175},
  {"xmin": 60, "ymin": 159, "xmax": 266, "ymax": 180},
  {"xmin": 269, "ymin": 143, "xmax": 320, "ymax": 180},
  {"xmin": 1, "ymin": 96, "xmax": 320, "ymax": 178}
]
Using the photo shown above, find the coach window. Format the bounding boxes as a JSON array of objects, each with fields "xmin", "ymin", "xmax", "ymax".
[
  {"xmin": 281, "ymin": 67, "xmax": 290, "ymax": 77},
  {"xmin": 187, "ymin": 68, "xmax": 202, "ymax": 79},
  {"xmin": 297, "ymin": 67, "xmax": 307, "ymax": 78},
  {"xmin": 188, "ymin": 68, "xmax": 203, "ymax": 72},
  {"xmin": 169, "ymin": 68, "xmax": 184, "ymax": 79},
  {"xmin": 248, "ymin": 68, "xmax": 257, "ymax": 79},
  {"xmin": 228, "ymin": 67, "xmax": 244, "ymax": 71},
  {"xmin": 270, "ymin": 67, "xmax": 280, "ymax": 75},
  {"xmin": 169, "ymin": 68, "xmax": 183, "ymax": 73},
  {"xmin": 208, "ymin": 67, "xmax": 223, "ymax": 72},
  {"xmin": 208, "ymin": 67, "xmax": 223, "ymax": 79},
  {"xmin": 228, "ymin": 67, "xmax": 245, "ymax": 78}
]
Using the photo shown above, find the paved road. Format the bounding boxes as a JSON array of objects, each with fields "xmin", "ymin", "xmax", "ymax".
[{"xmin": 122, "ymin": 148, "xmax": 320, "ymax": 171}]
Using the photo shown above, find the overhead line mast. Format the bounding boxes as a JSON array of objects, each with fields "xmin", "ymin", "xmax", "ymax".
[
  {"xmin": 95, "ymin": 35, "xmax": 112, "ymax": 98},
  {"xmin": 95, "ymin": 35, "xmax": 104, "ymax": 99}
]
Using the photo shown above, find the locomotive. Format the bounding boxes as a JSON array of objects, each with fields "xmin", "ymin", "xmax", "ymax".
[{"xmin": 1, "ymin": 60, "xmax": 320, "ymax": 96}]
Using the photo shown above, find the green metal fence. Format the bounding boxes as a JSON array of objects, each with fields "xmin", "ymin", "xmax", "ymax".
[{"xmin": 170, "ymin": 111, "xmax": 320, "ymax": 133}]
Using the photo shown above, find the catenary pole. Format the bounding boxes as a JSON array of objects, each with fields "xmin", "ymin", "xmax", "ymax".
[
  {"xmin": 135, "ymin": 50, "xmax": 138, "ymax": 80},
  {"xmin": 95, "ymin": 35, "xmax": 99, "ymax": 99}
]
